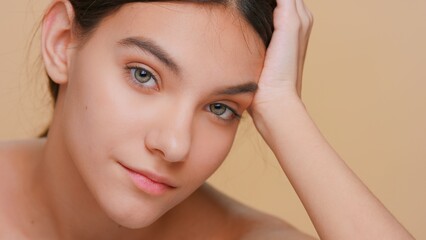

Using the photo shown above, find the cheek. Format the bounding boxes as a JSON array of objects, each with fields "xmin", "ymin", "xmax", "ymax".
[
  {"xmin": 62, "ymin": 50, "xmax": 145, "ymax": 167},
  {"xmin": 184, "ymin": 121, "xmax": 238, "ymax": 184}
]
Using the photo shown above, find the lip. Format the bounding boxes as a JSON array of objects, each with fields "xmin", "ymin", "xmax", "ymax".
[{"xmin": 119, "ymin": 162, "xmax": 176, "ymax": 196}]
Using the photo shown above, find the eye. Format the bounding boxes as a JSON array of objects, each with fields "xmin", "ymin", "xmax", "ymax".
[
  {"xmin": 127, "ymin": 66, "xmax": 158, "ymax": 89},
  {"xmin": 209, "ymin": 103, "xmax": 241, "ymax": 121}
]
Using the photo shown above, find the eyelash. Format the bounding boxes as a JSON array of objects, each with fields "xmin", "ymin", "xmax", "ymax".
[
  {"xmin": 208, "ymin": 103, "xmax": 242, "ymax": 122},
  {"xmin": 124, "ymin": 64, "xmax": 241, "ymax": 122},
  {"xmin": 124, "ymin": 65, "xmax": 159, "ymax": 91}
]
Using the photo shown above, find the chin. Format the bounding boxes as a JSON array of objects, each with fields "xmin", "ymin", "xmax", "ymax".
[
  {"xmin": 114, "ymin": 214, "xmax": 161, "ymax": 230},
  {"xmin": 105, "ymin": 204, "xmax": 165, "ymax": 229},
  {"xmin": 98, "ymin": 192, "xmax": 176, "ymax": 229}
]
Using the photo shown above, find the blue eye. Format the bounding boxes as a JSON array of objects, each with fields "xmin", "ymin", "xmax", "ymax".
[
  {"xmin": 128, "ymin": 66, "xmax": 158, "ymax": 89},
  {"xmin": 209, "ymin": 103, "xmax": 240, "ymax": 121}
]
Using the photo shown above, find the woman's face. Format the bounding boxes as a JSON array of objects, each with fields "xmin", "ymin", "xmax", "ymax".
[{"xmin": 59, "ymin": 2, "xmax": 265, "ymax": 228}]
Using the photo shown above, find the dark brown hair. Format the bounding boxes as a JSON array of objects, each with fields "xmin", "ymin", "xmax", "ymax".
[{"xmin": 41, "ymin": 0, "xmax": 276, "ymax": 136}]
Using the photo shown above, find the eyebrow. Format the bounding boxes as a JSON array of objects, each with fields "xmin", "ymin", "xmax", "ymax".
[
  {"xmin": 118, "ymin": 37, "xmax": 181, "ymax": 75},
  {"xmin": 216, "ymin": 82, "xmax": 258, "ymax": 95},
  {"xmin": 118, "ymin": 37, "xmax": 258, "ymax": 95}
]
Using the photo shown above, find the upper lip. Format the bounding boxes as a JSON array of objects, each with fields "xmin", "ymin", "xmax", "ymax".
[{"xmin": 118, "ymin": 162, "xmax": 177, "ymax": 188}]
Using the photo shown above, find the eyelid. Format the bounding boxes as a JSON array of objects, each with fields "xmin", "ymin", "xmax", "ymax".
[
  {"xmin": 208, "ymin": 103, "xmax": 242, "ymax": 122},
  {"xmin": 221, "ymin": 101, "xmax": 243, "ymax": 119},
  {"xmin": 124, "ymin": 63, "xmax": 161, "ymax": 90},
  {"xmin": 225, "ymin": 106, "xmax": 242, "ymax": 119},
  {"xmin": 125, "ymin": 63, "xmax": 161, "ymax": 81}
]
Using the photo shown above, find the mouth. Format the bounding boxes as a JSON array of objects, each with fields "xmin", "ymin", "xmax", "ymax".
[{"xmin": 118, "ymin": 162, "xmax": 176, "ymax": 196}]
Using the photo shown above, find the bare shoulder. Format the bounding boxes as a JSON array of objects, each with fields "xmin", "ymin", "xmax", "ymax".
[
  {"xmin": 0, "ymin": 138, "xmax": 44, "ymax": 160},
  {"xmin": 239, "ymin": 219, "xmax": 317, "ymax": 240},
  {"xmin": 198, "ymin": 184, "xmax": 317, "ymax": 240},
  {"xmin": 0, "ymin": 140, "xmax": 25, "ymax": 184},
  {"xmin": 0, "ymin": 139, "xmax": 45, "ymax": 219},
  {"xmin": 0, "ymin": 138, "xmax": 40, "ymax": 196},
  {"xmin": 236, "ymin": 206, "xmax": 316, "ymax": 240},
  {"xmin": 0, "ymin": 139, "xmax": 46, "ymax": 238},
  {"xmin": 0, "ymin": 138, "xmax": 45, "ymax": 180},
  {"xmin": 0, "ymin": 138, "xmax": 45, "ymax": 158}
]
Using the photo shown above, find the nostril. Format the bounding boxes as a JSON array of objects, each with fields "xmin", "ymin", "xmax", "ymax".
[
  {"xmin": 144, "ymin": 129, "xmax": 191, "ymax": 163},
  {"xmin": 150, "ymin": 148, "xmax": 166, "ymax": 159}
]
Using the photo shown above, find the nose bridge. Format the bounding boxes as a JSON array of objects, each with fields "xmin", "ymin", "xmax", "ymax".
[{"xmin": 145, "ymin": 99, "xmax": 193, "ymax": 163}]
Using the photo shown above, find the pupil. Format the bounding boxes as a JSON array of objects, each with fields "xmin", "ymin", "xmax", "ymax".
[
  {"xmin": 136, "ymin": 69, "xmax": 151, "ymax": 83},
  {"xmin": 210, "ymin": 104, "xmax": 226, "ymax": 115},
  {"xmin": 139, "ymin": 70, "xmax": 147, "ymax": 77}
]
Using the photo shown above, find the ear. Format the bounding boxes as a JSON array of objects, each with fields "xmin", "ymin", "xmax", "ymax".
[{"xmin": 41, "ymin": 0, "xmax": 75, "ymax": 85}]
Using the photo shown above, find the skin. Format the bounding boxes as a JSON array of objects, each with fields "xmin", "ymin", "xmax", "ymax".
[
  {"xmin": 43, "ymin": 2, "xmax": 263, "ymax": 230},
  {"xmin": 0, "ymin": 1, "xmax": 312, "ymax": 239},
  {"xmin": 0, "ymin": 0, "xmax": 415, "ymax": 239}
]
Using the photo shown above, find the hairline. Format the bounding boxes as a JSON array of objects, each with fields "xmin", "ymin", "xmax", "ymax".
[{"xmin": 70, "ymin": 1, "xmax": 267, "ymax": 49}]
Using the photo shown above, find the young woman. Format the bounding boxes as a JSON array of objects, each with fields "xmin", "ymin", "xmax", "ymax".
[{"xmin": 0, "ymin": 0, "xmax": 414, "ymax": 239}]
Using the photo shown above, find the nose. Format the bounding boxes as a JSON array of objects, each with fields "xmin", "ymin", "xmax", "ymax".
[{"xmin": 144, "ymin": 110, "xmax": 193, "ymax": 163}]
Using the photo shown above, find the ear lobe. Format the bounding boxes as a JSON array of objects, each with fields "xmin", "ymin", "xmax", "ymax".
[{"xmin": 41, "ymin": 0, "xmax": 75, "ymax": 85}]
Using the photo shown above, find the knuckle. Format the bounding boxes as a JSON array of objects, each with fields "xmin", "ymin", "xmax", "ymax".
[
  {"xmin": 291, "ymin": 17, "xmax": 302, "ymax": 28},
  {"xmin": 307, "ymin": 11, "xmax": 314, "ymax": 23},
  {"xmin": 299, "ymin": 17, "xmax": 311, "ymax": 31}
]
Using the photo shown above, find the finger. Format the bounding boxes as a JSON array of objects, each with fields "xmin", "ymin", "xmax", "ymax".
[
  {"xmin": 263, "ymin": 0, "xmax": 300, "ymax": 83},
  {"xmin": 299, "ymin": 0, "xmax": 314, "ymax": 22},
  {"xmin": 295, "ymin": 0, "xmax": 314, "ymax": 97},
  {"xmin": 295, "ymin": 0, "xmax": 311, "ymax": 28},
  {"xmin": 295, "ymin": 0, "xmax": 307, "ymax": 96},
  {"xmin": 296, "ymin": 0, "xmax": 314, "ymax": 36},
  {"xmin": 262, "ymin": 0, "xmax": 306, "ymax": 94},
  {"xmin": 275, "ymin": 0, "xmax": 299, "ymax": 29},
  {"xmin": 276, "ymin": 0, "xmax": 297, "ymax": 12}
]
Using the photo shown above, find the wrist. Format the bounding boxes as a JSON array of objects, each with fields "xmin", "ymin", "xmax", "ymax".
[{"xmin": 250, "ymin": 94, "xmax": 308, "ymax": 143}]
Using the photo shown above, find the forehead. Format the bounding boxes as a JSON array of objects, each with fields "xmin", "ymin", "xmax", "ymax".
[{"xmin": 91, "ymin": 2, "xmax": 265, "ymax": 83}]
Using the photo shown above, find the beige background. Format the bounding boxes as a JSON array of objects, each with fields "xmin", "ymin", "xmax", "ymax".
[{"xmin": 1, "ymin": 0, "xmax": 425, "ymax": 238}]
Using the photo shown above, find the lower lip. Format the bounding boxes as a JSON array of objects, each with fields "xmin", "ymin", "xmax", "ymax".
[{"xmin": 123, "ymin": 167, "xmax": 172, "ymax": 196}]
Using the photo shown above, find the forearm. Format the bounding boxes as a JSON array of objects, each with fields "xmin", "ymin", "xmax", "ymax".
[{"xmin": 252, "ymin": 96, "xmax": 414, "ymax": 240}]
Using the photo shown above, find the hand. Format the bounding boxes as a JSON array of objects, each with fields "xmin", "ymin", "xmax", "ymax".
[
  {"xmin": 247, "ymin": 4, "xmax": 416, "ymax": 239},
  {"xmin": 250, "ymin": 0, "xmax": 313, "ymax": 117}
]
